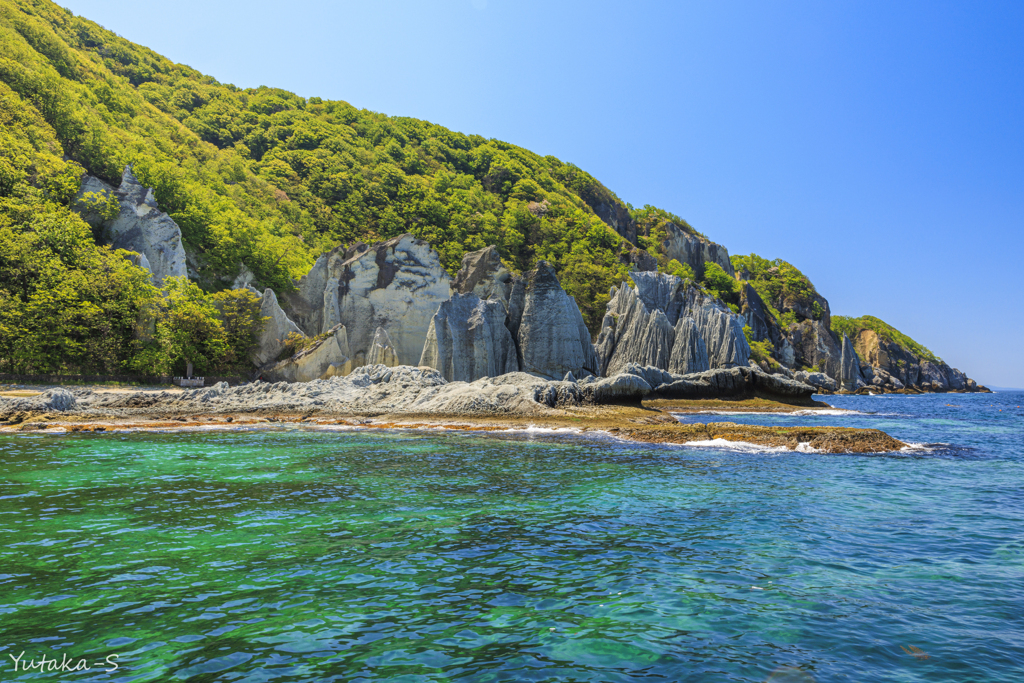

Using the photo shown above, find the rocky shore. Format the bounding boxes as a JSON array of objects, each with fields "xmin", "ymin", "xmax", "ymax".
[{"xmin": 0, "ymin": 364, "xmax": 906, "ymax": 453}]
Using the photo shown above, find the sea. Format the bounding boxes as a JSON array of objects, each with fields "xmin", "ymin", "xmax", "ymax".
[{"xmin": 1, "ymin": 391, "xmax": 1022, "ymax": 682}]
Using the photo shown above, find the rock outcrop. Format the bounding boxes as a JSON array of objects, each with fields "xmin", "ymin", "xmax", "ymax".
[
  {"xmin": 451, "ymin": 246, "xmax": 513, "ymax": 306},
  {"xmin": 837, "ymin": 333, "xmax": 865, "ymax": 392},
  {"xmin": 794, "ymin": 371, "xmax": 838, "ymax": 393},
  {"xmin": 596, "ymin": 272, "xmax": 750, "ymax": 377},
  {"xmin": 74, "ymin": 166, "xmax": 187, "ymax": 286},
  {"xmin": 789, "ymin": 319, "xmax": 842, "ymax": 378},
  {"xmin": 263, "ymin": 325, "xmax": 353, "ymax": 383},
  {"xmin": 366, "ymin": 327, "xmax": 400, "ymax": 368},
  {"xmin": 621, "ymin": 364, "xmax": 816, "ymax": 402},
  {"xmin": 0, "ymin": 388, "xmax": 77, "ymax": 418},
  {"xmin": 280, "ymin": 235, "xmax": 451, "ymax": 369},
  {"xmin": 661, "ymin": 223, "xmax": 734, "ymax": 279},
  {"xmin": 70, "ymin": 365, "xmax": 652, "ymax": 417},
  {"xmin": 849, "ymin": 328, "xmax": 982, "ymax": 393},
  {"xmin": 250, "ymin": 288, "xmax": 303, "ymax": 367},
  {"xmin": 507, "ymin": 261, "xmax": 599, "ymax": 380},
  {"xmin": 419, "ymin": 293, "xmax": 518, "ymax": 382}
]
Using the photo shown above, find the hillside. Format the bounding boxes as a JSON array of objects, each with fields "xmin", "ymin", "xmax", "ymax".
[{"xmin": 0, "ymin": 0, "xmax": 981, "ymax": 392}]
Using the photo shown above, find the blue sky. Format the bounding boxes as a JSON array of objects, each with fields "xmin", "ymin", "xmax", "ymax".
[{"xmin": 58, "ymin": 0, "xmax": 1024, "ymax": 387}]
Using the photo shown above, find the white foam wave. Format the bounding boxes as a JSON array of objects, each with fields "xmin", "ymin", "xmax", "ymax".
[
  {"xmin": 674, "ymin": 409, "xmax": 864, "ymax": 417},
  {"xmin": 678, "ymin": 438, "xmax": 792, "ymax": 454},
  {"xmin": 899, "ymin": 442, "xmax": 950, "ymax": 453}
]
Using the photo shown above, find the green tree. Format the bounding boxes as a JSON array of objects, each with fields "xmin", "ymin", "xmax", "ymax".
[
  {"xmin": 210, "ymin": 288, "xmax": 266, "ymax": 373},
  {"xmin": 702, "ymin": 262, "xmax": 738, "ymax": 304},
  {"xmin": 157, "ymin": 277, "xmax": 226, "ymax": 377}
]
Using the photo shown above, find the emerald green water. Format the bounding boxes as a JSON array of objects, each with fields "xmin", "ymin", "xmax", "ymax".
[{"xmin": 1, "ymin": 395, "xmax": 1023, "ymax": 681}]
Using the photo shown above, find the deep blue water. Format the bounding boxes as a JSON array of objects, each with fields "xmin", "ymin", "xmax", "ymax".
[{"xmin": 0, "ymin": 391, "xmax": 1021, "ymax": 682}]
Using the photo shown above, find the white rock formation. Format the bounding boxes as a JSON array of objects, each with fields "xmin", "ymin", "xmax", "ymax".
[
  {"xmin": 596, "ymin": 272, "xmax": 749, "ymax": 377},
  {"xmin": 506, "ymin": 261, "xmax": 598, "ymax": 380},
  {"xmin": 263, "ymin": 325, "xmax": 353, "ymax": 383},
  {"xmin": 250, "ymin": 288, "xmax": 304, "ymax": 367},
  {"xmin": 451, "ymin": 246, "xmax": 514, "ymax": 307},
  {"xmin": 74, "ymin": 166, "xmax": 188, "ymax": 286},
  {"xmin": 366, "ymin": 327, "xmax": 400, "ymax": 367},
  {"xmin": 281, "ymin": 235, "xmax": 451, "ymax": 369},
  {"xmin": 419, "ymin": 292, "xmax": 519, "ymax": 382}
]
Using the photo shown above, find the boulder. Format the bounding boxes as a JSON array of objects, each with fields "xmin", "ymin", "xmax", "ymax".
[
  {"xmin": 280, "ymin": 235, "xmax": 451, "ymax": 368},
  {"xmin": 507, "ymin": 261, "xmax": 598, "ymax": 380},
  {"xmin": 366, "ymin": 327, "xmax": 400, "ymax": 367},
  {"xmin": 451, "ymin": 246, "xmax": 513, "ymax": 306},
  {"xmin": 621, "ymin": 364, "xmax": 816, "ymax": 401},
  {"xmin": 419, "ymin": 293, "xmax": 518, "ymax": 382},
  {"xmin": 74, "ymin": 166, "xmax": 187, "ymax": 286},
  {"xmin": 263, "ymin": 325, "xmax": 353, "ymax": 383},
  {"xmin": 251, "ymin": 288, "xmax": 303, "ymax": 367},
  {"xmin": 794, "ymin": 371, "xmax": 838, "ymax": 393}
]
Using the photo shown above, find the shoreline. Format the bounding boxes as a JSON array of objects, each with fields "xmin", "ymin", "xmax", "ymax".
[{"xmin": 0, "ymin": 399, "xmax": 906, "ymax": 454}]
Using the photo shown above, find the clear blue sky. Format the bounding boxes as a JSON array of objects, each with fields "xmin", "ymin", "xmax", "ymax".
[{"xmin": 58, "ymin": 0, "xmax": 1024, "ymax": 387}]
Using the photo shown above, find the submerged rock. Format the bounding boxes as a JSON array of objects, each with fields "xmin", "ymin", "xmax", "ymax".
[
  {"xmin": 74, "ymin": 166, "xmax": 187, "ymax": 286},
  {"xmin": 419, "ymin": 293, "xmax": 518, "ymax": 382}
]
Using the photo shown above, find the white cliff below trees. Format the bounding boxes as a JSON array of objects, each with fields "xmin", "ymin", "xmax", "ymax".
[
  {"xmin": 280, "ymin": 234, "xmax": 451, "ymax": 370},
  {"xmin": 506, "ymin": 261, "xmax": 599, "ymax": 380},
  {"xmin": 74, "ymin": 166, "xmax": 187, "ymax": 286}
]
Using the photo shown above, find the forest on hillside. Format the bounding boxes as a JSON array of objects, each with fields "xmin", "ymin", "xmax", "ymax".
[{"xmin": 0, "ymin": 0, "xmax": 940, "ymax": 381}]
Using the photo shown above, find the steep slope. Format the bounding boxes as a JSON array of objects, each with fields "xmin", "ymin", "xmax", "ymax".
[{"xmin": 0, "ymin": 0, "xmax": 982, "ymax": 390}]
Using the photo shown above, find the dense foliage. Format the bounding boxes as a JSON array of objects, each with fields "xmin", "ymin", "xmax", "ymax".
[
  {"xmin": 0, "ymin": 0, "xmax": 686, "ymax": 352},
  {"xmin": 731, "ymin": 253, "xmax": 822, "ymax": 327},
  {"xmin": 1, "ymin": 0, "xmax": 944, "ymax": 380},
  {"xmin": 831, "ymin": 315, "xmax": 940, "ymax": 364},
  {"xmin": 701, "ymin": 262, "xmax": 739, "ymax": 309}
]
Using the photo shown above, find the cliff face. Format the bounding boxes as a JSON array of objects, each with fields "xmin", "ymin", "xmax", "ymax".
[
  {"xmin": 73, "ymin": 166, "xmax": 187, "ymax": 286},
  {"xmin": 595, "ymin": 272, "xmax": 750, "ymax": 378},
  {"xmin": 279, "ymin": 235, "xmax": 451, "ymax": 369},
  {"xmin": 850, "ymin": 328, "xmax": 978, "ymax": 393}
]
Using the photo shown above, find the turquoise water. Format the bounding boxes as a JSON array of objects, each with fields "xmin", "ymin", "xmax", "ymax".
[{"xmin": 1, "ymin": 392, "xmax": 1022, "ymax": 682}]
